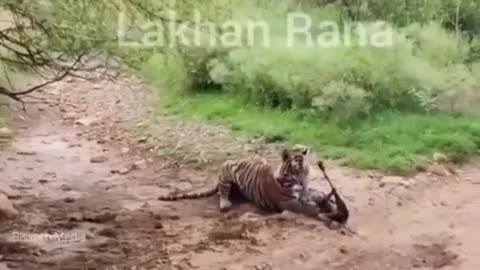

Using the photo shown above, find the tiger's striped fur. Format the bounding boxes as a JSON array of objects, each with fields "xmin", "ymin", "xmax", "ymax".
[
  {"xmin": 274, "ymin": 144, "xmax": 311, "ymax": 199},
  {"xmin": 158, "ymin": 148, "xmax": 316, "ymax": 214}
]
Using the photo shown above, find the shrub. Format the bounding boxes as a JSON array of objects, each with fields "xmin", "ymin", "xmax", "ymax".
[{"xmin": 143, "ymin": 1, "xmax": 480, "ymax": 119}]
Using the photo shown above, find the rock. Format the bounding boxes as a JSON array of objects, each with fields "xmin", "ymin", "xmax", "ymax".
[
  {"xmin": 0, "ymin": 193, "xmax": 18, "ymax": 218},
  {"xmin": 75, "ymin": 116, "xmax": 99, "ymax": 126},
  {"xmin": 137, "ymin": 138, "xmax": 148, "ymax": 144},
  {"xmin": 68, "ymin": 143, "xmax": 82, "ymax": 148},
  {"xmin": 98, "ymin": 227, "xmax": 118, "ymax": 238},
  {"xmin": 379, "ymin": 176, "xmax": 413, "ymax": 188},
  {"xmin": 64, "ymin": 197, "xmax": 75, "ymax": 203},
  {"xmin": 38, "ymin": 179, "xmax": 49, "ymax": 184},
  {"xmin": 132, "ymin": 160, "xmax": 147, "ymax": 170},
  {"xmin": 61, "ymin": 184, "xmax": 72, "ymax": 191},
  {"xmin": 0, "ymin": 182, "xmax": 20, "ymax": 199},
  {"xmin": 433, "ymin": 152, "xmax": 448, "ymax": 162},
  {"xmin": 83, "ymin": 211, "xmax": 116, "ymax": 223},
  {"xmin": 119, "ymin": 167, "xmax": 131, "ymax": 175},
  {"xmin": 120, "ymin": 147, "xmax": 130, "ymax": 154},
  {"xmin": 240, "ymin": 212, "xmax": 261, "ymax": 222},
  {"xmin": 428, "ymin": 164, "xmax": 452, "ymax": 177},
  {"xmin": 16, "ymin": 150, "xmax": 37, "ymax": 156},
  {"xmin": 0, "ymin": 128, "xmax": 13, "ymax": 139},
  {"xmin": 0, "ymin": 263, "xmax": 11, "ymax": 270},
  {"xmin": 90, "ymin": 156, "xmax": 108, "ymax": 163},
  {"xmin": 67, "ymin": 213, "xmax": 83, "ymax": 222},
  {"xmin": 64, "ymin": 112, "xmax": 77, "ymax": 120}
]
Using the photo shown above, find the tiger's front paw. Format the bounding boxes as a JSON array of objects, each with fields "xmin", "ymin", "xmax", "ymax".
[
  {"xmin": 219, "ymin": 198, "xmax": 232, "ymax": 212},
  {"xmin": 327, "ymin": 221, "xmax": 341, "ymax": 230}
]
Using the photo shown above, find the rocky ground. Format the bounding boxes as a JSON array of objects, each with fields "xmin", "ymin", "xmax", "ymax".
[{"xmin": 0, "ymin": 72, "xmax": 479, "ymax": 270}]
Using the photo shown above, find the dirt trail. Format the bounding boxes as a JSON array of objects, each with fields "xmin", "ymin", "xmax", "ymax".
[{"xmin": 0, "ymin": 75, "xmax": 479, "ymax": 270}]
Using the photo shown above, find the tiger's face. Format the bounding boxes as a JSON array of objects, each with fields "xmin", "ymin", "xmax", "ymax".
[
  {"xmin": 276, "ymin": 173, "xmax": 304, "ymax": 199},
  {"xmin": 274, "ymin": 145, "xmax": 312, "ymax": 199},
  {"xmin": 279, "ymin": 144, "xmax": 311, "ymax": 178}
]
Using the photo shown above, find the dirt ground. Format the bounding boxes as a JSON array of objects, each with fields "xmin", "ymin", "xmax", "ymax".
[{"xmin": 0, "ymin": 73, "xmax": 479, "ymax": 270}]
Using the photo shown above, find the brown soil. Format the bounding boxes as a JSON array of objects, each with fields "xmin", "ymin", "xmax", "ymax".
[{"xmin": 0, "ymin": 74, "xmax": 479, "ymax": 270}]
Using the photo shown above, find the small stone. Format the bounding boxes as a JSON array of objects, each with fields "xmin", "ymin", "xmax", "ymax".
[
  {"xmin": 83, "ymin": 211, "xmax": 116, "ymax": 223},
  {"xmin": 132, "ymin": 160, "xmax": 147, "ymax": 170},
  {"xmin": 16, "ymin": 151, "xmax": 36, "ymax": 156},
  {"xmin": 75, "ymin": 116, "xmax": 99, "ymax": 126},
  {"xmin": 98, "ymin": 227, "xmax": 118, "ymax": 238},
  {"xmin": 433, "ymin": 152, "xmax": 448, "ymax": 162},
  {"xmin": 38, "ymin": 179, "xmax": 49, "ymax": 184},
  {"xmin": 0, "ymin": 182, "xmax": 20, "ymax": 199},
  {"xmin": 90, "ymin": 156, "xmax": 108, "ymax": 163},
  {"xmin": 119, "ymin": 167, "xmax": 132, "ymax": 175},
  {"xmin": 67, "ymin": 213, "xmax": 82, "ymax": 222},
  {"xmin": 428, "ymin": 164, "xmax": 451, "ymax": 176},
  {"xmin": 64, "ymin": 112, "xmax": 77, "ymax": 120},
  {"xmin": 379, "ymin": 176, "xmax": 413, "ymax": 188},
  {"xmin": 339, "ymin": 246, "xmax": 348, "ymax": 254},
  {"xmin": 64, "ymin": 197, "xmax": 75, "ymax": 203},
  {"xmin": 68, "ymin": 143, "xmax": 81, "ymax": 148},
  {"xmin": 120, "ymin": 147, "xmax": 130, "ymax": 154},
  {"xmin": 0, "ymin": 262, "xmax": 11, "ymax": 270},
  {"xmin": 0, "ymin": 193, "xmax": 18, "ymax": 218},
  {"xmin": 0, "ymin": 128, "xmax": 13, "ymax": 139}
]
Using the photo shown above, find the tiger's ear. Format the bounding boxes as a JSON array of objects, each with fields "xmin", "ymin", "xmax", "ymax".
[
  {"xmin": 293, "ymin": 144, "xmax": 309, "ymax": 156},
  {"xmin": 281, "ymin": 148, "xmax": 291, "ymax": 161}
]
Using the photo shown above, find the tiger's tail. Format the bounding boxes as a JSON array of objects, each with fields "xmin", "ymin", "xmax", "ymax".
[{"xmin": 158, "ymin": 185, "xmax": 218, "ymax": 201}]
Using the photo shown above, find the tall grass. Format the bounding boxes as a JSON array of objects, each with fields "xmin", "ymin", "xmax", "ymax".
[{"xmin": 140, "ymin": 0, "xmax": 480, "ymax": 172}]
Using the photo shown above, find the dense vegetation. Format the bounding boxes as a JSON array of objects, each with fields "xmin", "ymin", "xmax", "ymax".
[
  {"xmin": 1, "ymin": 0, "xmax": 480, "ymax": 173},
  {"xmin": 137, "ymin": 0, "xmax": 480, "ymax": 173}
]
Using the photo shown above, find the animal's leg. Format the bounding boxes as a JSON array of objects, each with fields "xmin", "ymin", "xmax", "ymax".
[
  {"xmin": 317, "ymin": 188, "xmax": 349, "ymax": 228},
  {"xmin": 307, "ymin": 188, "xmax": 336, "ymax": 213},
  {"xmin": 217, "ymin": 175, "xmax": 233, "ymax": 212},
  {"xmin": 277, "ymin": 199, "xmax": 321, "ymax": 219}
]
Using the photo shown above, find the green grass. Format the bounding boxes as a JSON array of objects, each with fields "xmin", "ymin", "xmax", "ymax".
[{"xmin": 158, "ymin": 91, "xmax": 480, "ymax": 174}]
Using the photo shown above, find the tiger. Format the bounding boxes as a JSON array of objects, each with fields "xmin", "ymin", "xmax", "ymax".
[
  {"xmin": 274, "ymin": 144, "xmax": 312, "ymax": 201},
  {"xmin": 157, "ymin": 147, "xmax": 317, "ymax": 215}
]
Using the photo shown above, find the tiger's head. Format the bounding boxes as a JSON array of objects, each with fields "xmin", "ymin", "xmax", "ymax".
[
  {"xmin": 278, "ymin": 144, "xmax": 311, "ymax": 177},
  {"xmin": 276, "ymin": 173, "xmax": 304, "ymax": 199},
  {"xmin": 274, "ymin": 144, "xmax": 312, "ymax": 194}
]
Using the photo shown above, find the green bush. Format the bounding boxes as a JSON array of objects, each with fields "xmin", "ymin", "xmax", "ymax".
[{"xmin": 142, "ymin": 1, "xmax": 480, "ymax": 120}]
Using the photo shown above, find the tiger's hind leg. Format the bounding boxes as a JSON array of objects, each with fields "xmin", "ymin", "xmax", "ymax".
[{"xmin": 217, "ymin": 174, "xmax": 233, "ymax": 212}]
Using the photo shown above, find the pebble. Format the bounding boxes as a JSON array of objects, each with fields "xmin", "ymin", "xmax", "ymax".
[
  {"xmin": 0, "ymin": 128, "xmax": 13, "ymax": 138},
  {"xmin": 16, "ymin": 151, "xmax": 37, "ymax": 156},
  {"xmin": 0, "ymin": 193, "xmax": 18, "ymax": 218},
  {"xmin": 0, "ymin": 182, "xmax": 20, "ymax": 199},
  {"xmin": 90, "ymin": 156, "xmax": 108, "ymax": 163},
  {"xmin": 98, "ymin": 227, "xmax": 118, "ymax": 238},
  {"xmin": 0, "ymin": 263, "xmax": 11, "ymax": 270},
  {"xmin": 75, "ymin": 116, "xmax": 99, "ymax": 126}
]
